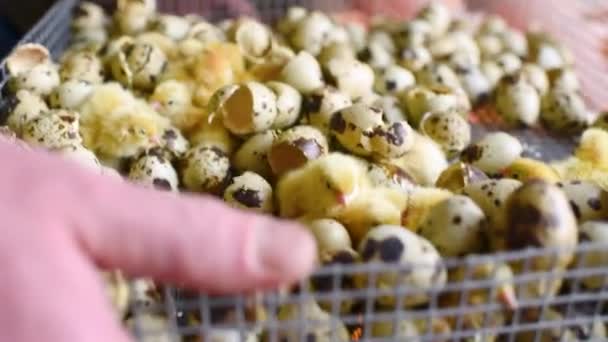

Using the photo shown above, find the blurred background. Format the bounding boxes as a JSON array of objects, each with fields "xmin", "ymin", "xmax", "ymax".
[{"xmin": 0, "ymin": 0, "xmax": 606, "ymax": 108}]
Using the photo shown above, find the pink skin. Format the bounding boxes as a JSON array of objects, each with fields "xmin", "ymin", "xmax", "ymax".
[{"xmin": 0, "ymin": 141, "xmax": 316, "ymax": 341}]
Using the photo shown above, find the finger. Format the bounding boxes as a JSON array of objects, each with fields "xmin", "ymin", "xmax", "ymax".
[
  {"xmin": 0, "ymin": 141, "xmax": 317, "ymax": 294},
  {"xmin": 20, "ymin": 147, "xmax": 317, "ymax": 293},
  {"xmin": 0, "ymin": 230, "xmax": 131, "ymax": 342}
]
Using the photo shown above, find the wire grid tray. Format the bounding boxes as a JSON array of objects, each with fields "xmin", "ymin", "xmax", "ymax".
[{"xmin": 1, "ymin": 0, "xmax": 607, "ymax": 341}]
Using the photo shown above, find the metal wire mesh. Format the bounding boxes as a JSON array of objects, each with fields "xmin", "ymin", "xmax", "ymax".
[{"xmin": 1, "ymin": 0, "xmax": 607, "ymax": 341}]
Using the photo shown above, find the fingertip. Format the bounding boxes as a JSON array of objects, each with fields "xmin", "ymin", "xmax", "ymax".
[{"xmin": 254, "ymin": 219, "xmax": 318, "ymax": 283}]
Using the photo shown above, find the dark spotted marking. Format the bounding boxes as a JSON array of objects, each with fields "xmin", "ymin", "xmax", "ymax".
[
  {"xmin": 0, "ymin": 93, "xmax": 19, "ymax": 119},
  {"xmin": 153, "ymin": 178, "xmax": 172, "ymax": 190},
  {"xmin": 385, "ymin": 122, "xmax": 406, "ymax": 146},
  {"xmin": 209, "ymin": 146, "xmax": 228, "ymax": 158},
  {"xmin": 452, "ymin": 216, "xmax": 462, "ymax": 225},
  {"xmin": 293, "ymin": 138, "xmax": 323, "ymax": 159},
  {"xmin": 494, "ymin": 199, "xmax": 501, "ymax": 207},
  {"xmin": 379, "ymin": 237, "xmax": 404, "ymax": 262},
  {"xmin": 570, "ymin": 200, "xmax": 582, "ymax": 219},
  {"xmin": 361, "ymin": 239, "xmax": 379, "ymax": 261},
  {"xmin": 147, "ymin": 147, "xmax": 165, "ymax": 159},
  {"xmin": 306, "ymin": 333, "xmax": 317, "ymax": 342},
  {"xmin": 507, "ymin": 205, "xmax": 546, "ymax": 249},
  {"xmin": 385, "ymin": 80, "xmax": 397, "ymax": 91},
  {"xmin": 461, "ymin": 144, "xmax": 483, "ymax": 162},
  {"xmin": 60, "ymin": 115, "xmax": 76, "ymax": 123},
  {"xmin": 302, "ymin": 94, "xmax": 323, "ymax": 114},
  {"xmin": 232, "ymin": 188, "xmax": 262, "ymax": 208},
  {"xmin": 587, "ymin": 198, "xmax": 602, "ymax": 211},
  {"xmin": 72, "ymin": 4, "xmax": 88, "ymax": 18},
  {"xmin": 357, "ymin": 48, "xmax": 371, "ymax": 62},
  {"xmin": 162, "ymin": 129, "xmax": 177, "ymax": 140},
  {"xmin": 329, "ymin": 112, "xmax": 346, "ymax": 133},
  {"xmin": 579, "ymin": 231, "xmax": 591, "ymax": 243},
  {"xmin": 333, "ymin": 250, "xmax": 356, "ymax": 264},
  {"xmin": 311, "ymin": 251, "xmax": 357, "ymax": 291},
  {"xmin": 67, "ymin": 132, "xmax": 78, "ymax": 139}
]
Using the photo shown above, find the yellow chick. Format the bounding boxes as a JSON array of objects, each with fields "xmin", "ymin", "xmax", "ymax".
[
  {"xmin": 552, "ymin": 158, "xmax": 608, "ymax": 191},
  {"xmin": 159, "ymin": 58, "xmax": 195, "ymax": 85},
  {"xmin": 401, "ymin": 186, "xmax": 453, "ymax": 233},
  {"xmin": 443, "ymin": 261, "xmax": 518, "ymax": 310},
  {"xmin": 80, "ymin": 83, "xmax": 170, "ymax": 158},
  {"xmin": 276, "ymin": 153, "xmax": 370, "ymax": 219},
  {"xmin": 440, "ymin": 262, "xmax": 517, "ymax": 342},
  {"xmin": 551, "ymin": 128, "xmax": 608, "ymax": 191},
  {"xmin": 190, "ymin": 42, "xmax": 247, "ymax": 107},
  {"xmin": 149, "ymin": 80, "xmax": 206, "ymax": 132},
  {"xmin": 79, "ymin": 82, "xmax": 133, "ymax": 117},
  {"xmin": 334, "ymin": 187, "xmax": 409, "ymax": 245},
  {"xmin": 575, "ymin": 128, "xmax": 608, "ymax": 170},
  {"xmin": 501, "ymin": 157, "xmax": 561, "ymax": 183}
]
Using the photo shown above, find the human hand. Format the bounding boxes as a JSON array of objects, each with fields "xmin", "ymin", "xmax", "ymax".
[{"xmin": 0, "ymin": 141, "xmax": 316, "ymax": 341}]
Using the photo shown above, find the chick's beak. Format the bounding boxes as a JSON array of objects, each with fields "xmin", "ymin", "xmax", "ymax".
[
  {"xmin": 149, "ymin": 135, "xmax": 161, "ymax": 145},
  {"xmin": 336, "ymin": 192, "xmax": 346, "ymax": 205},
  {"xmin": 335, "ymin": 192, "xmax": 348, "ymax": 206},
  {"xmin": 150, "ymin": 101, "xmax": 162, "ymax": 112},
  {"xmin": 497, "ymin": 286, "xmax": 518, "ymax": 310}
]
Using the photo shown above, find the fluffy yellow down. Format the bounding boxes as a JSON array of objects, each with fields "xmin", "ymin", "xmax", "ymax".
[
  {"xmin": 551, "ymin": 128, "xmax": 608, "ymax": 191},
  {"xmin": 276, "ymin": 153, "xmax": 409, "ymax": 244},
  {"xmin": 79, "ymin": 82, "xmax": 170, "ymax": 158}
]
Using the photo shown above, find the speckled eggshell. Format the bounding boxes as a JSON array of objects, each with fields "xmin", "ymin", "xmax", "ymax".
[
  {"xmin": 357, "ymin": 225, "xmax": 446, "ymax": 307},
  {"xmin": 224, "ymin": 171, "xmax": 274, "ymax": 214},
  {"xmin": 461, "ymin": 179, "xmax": 523, "ymax": 251},
  {"xmin": 181, "ymin": 144, "xmax": 232, "ymax": 195},
  {"xmin": 129, "ymin": 149, "xmax": 179, "ymax": 192}
]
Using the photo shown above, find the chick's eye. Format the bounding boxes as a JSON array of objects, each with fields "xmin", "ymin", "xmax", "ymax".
[{"xmin": 325, "ymin": 181, "xmax": 332, "ymax": 189}]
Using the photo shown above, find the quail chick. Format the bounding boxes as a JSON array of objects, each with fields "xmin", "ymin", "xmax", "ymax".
[
  {"xmin": 574, "ymin": 128, "xmax": 608, "ymax": 170},
  {"xmin": 276, "ymin": 152, "xmax": 370, "ymax": 219},
  {"xmin": 442, "ymin": 261, "xmax": 518, "ymax": 310},
  {"xmin": 190, "ymin": 42, "xmax": 247, "ymax": 106},
  {"xmin": 441, "ymin": 262, "xmax": 517, "ymax": 342},
  {"xmin": 333, "ymin": 186, "xmax": 409, "ymax": 245},
  {"xmin": 501, "ymin": 157, "xmax": 561, "ymax": 183},
  {"xmin": 551, "ymin": 128, "xmax": 608, "ymax": 190},
  {"xmin": 80, "ymin": 83, "xmax": 170, "ymax": 158},
  {"xmin": 149, "ymin": 80, "xmax": 206, "ymax": 132}
]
